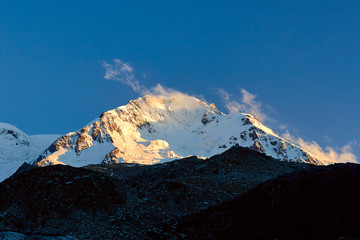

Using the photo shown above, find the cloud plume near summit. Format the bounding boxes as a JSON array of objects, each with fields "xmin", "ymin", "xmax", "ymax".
[
  {"xmin": 282, "ymin": 132, "xmax": 358, "ymax": 164},
  {"xmin": 103, "ymin": 59, "xmax": 147, "ymax": 94},
  {"xmin": 219, "ymin": 88, "xmax": 268, "ymax": 122},
  {"xmin": 217, "ymin": 88, "xmax": 358, "ymax": 163},
  {"xmin": 102, "ymin": 59, "xmax": 189, "ymax": 98},
  {"xmin": 102, "ymin": 59, "xmax": 210, "ymax": 112},
  {"xmin": 102, "ymin": 58, "xmax": 358, "ymax": 164}
]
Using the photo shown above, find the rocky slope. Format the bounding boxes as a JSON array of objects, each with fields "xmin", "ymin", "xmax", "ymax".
[
  {"xmin": 175, "ymin": 162, "xmax": 360, "ymax": 240},
  {"xmin": 0, "ymin": 123, "xmax": 59, "ymax": 182},
  {"xmin": 34, "ymin": 94, "xmax": 327, "ymax": 167},
  {"xmin": 0, "ymin": 145, "xmax": 313, "ymax": 239},
  {"xmin": 0, "ymin": 231, "xmax": 76, "ymax": 240}
]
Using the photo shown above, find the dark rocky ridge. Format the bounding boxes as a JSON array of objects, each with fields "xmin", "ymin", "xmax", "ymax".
[
  {"xmin": 175, "ymin": 163, "xmax": 360, "ymax": 240},
  {"xmin": 0, "ymin": 145, "xmax": 313, "ymax": 239}
]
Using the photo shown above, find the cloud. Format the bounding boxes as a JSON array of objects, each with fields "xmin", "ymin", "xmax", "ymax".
[
  {"xmin": 282, "ymin": 131, "xmax": 358, "ymax": 164},
  {"xmin": 218, "ymin": 88, "xmax": 268, "ymax": 122},
  {"xmin": 225, "ymin": 101, "xmax": 244, "ymax": 114},
  {"xmin": 217, "ymin": 87, "xmax": 358, "ymax": 164},
  {"xmin": 323, "ymin": 135, "xmax": 333, "ymax": 143},
  {"xmin": 103, "ymin": 60, "xmax": 358, "ymax": 164},
  {"xmin": 102, "ymin": 59, "xmax": 146, "ymax": 94},
  {"xmin": 240, "ymin": 88, "xmax": 268, "ymax": 122},
  {"xmin": 218, "ymin": 88, "xmax": 231, "ymax": 101},
  {"xmin": 279, "ymin": 125, "xmax": 288, "ymax": 131},
  {"xmin": 102, "ymin": 59, "xmax": 208, "ymax": 108},
  {"xmin": 128, "ymin": 83, "xmax": 211, "ymax": 112},
  {"xmin": 149, "ymin": 83, "xmax": 180, "ymax": 96}
]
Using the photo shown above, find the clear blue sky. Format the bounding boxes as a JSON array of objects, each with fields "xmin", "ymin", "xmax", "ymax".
[{"xmin": 1, "ymin": 1, "xmax": 359, "ymax": 158}]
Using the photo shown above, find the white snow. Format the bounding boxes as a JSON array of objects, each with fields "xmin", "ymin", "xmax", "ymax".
[
  {"xmin": 34, "ymin": 94, "xmax": 328, "ymax": 168},
  {"xmin": 0, "ymin": 123, "xmax": 59, "ymax": 182}
]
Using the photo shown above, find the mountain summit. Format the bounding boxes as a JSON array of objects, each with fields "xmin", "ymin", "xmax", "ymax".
[
  {"xmin": 0, "ymin": 123, "xmax": 59, "ymax": 181},
  {"xmin": 34, "ymin": 94, "xmax": 327, "ymax": 167}
]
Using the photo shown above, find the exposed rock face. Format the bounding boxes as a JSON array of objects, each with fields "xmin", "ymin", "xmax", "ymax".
[
  {"xmin": 103, "ymin": 148, "xmax": 124, "ymax": 164},
  {"xmin": 34, "ymin": 95, "xmax": 327, "ymax": 167},
  {"xmin": 250, "ymin": 140, "xmax": 265, "ymax": 153}
]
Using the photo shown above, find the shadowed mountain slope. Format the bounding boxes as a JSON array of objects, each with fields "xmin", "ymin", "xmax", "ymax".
[
  {"xmin": 0, "ymin": 145, "xmax": 313, "ymax": 239},
  {"xmin": 175, "ymin": 163, "xmax": 360, "ymax": 240}
]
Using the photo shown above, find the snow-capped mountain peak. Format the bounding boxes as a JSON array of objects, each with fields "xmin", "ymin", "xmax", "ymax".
[
  {"xmin": 0, "ymin": 123, "xmax": 60, "ymax": 181},
  {"xmin": 0, "ymin": 123, "xmax": 31, "ymax": 147},
  {"xmin": 34, "ymin": 94, "xmax": 326, "ymax": 167}
]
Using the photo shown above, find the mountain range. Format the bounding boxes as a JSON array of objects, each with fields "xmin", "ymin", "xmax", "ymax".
[
  {"xmin": 1, "ymin": 94, "xmax": 358, "ymax": 239},
  {"xmin": 0, "ymin": 144, "xmax": 315, "ymax": 239},
  {"xmin": 0, "ymin": 94, "xmax": 331, "ymax": 181}
]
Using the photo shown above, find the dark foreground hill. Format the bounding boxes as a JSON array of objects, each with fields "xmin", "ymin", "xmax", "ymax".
[
  {"xmin": 175, "ymin": 162, "xmax": 360, "ymax": 240},
  {"xmin": 0, "ymin": 145, "xmax": 312, "ymax": 239}
]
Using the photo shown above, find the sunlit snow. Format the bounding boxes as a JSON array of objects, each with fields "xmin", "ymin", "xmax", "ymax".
[{"xmin": 35, "ymin": 94, "xmax": 327, "ymax": 168}]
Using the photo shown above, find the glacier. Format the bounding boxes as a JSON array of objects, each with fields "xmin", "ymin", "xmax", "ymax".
[
  {"xmin": 0, "ymin": 123, "xmax": 59, "ymax": 182},
  {"xmin": 34, "ymin": 94, "xmax": 329, "ymax": 167}
]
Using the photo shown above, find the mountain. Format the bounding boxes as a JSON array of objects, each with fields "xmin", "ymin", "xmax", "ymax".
[
  {"xmin": 175, "ymin": 162, "xmax": 360, "ymax": 239},
  {"xmin": 0, "ymin": 145, "xmax": 314, "ymax": 239},
  {"xmin": 0, "ymin": 231, "xmax": 76, "ymax": 240},
  {"xmin": 34, "ymin": 94, "xmax": 328, "ymax": 167},
  {"xmin": 0, "ymin": 123, "xmax": 59, "ymax": 182}
]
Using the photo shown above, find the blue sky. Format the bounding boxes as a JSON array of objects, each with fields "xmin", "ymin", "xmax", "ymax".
[{"xmin": 1, "ymin": 1, "xmax": 359, "ymax": 160}]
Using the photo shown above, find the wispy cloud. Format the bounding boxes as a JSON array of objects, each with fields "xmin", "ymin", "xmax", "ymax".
[
  {"xmin": 240, "ymin": 88, "xmax": 268, "ymax": 122},
  {"xmin": 102, "ymin": 59, "xmax": 146, "ymax": 94},
  {"xmin": 102, "ymin": 59, "xmax": 205, "ymax": 110},
  {"xmin": 218, "ymin": 88, "xmax": 231, "ymax": 101},
  {"xmin": 103, "ymin": 59, "xmax": 358, "ymax": 164},
  {"xmin": 323, "ymin": 135, "xmax": 333, "ymax": 143},
  {"xmin": 225, "ymin": 101, "xmax": 243, "ymax": 114},
  {"xmin": 102, "ymin": 59, "xmax": 208, "ymax": 102},
  {"xmin": 217, "ymin": 87, "xmax": 358, "ymax": 163},
  {"xmin": 282, "ymin": 131, "xmax": 358, "ymax": 163},
  {"xmin": 218, "ymin": 88, "xmax": 268, "ymax": 122}
]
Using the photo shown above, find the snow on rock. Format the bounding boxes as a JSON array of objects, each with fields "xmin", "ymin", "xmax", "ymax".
[
  {"xmin": 0, "ymin": 123, "xmax": 59, "ymax": 182},
  {"xmin": 34, "ymin": 95, "xmax": 328, "ymax": 167}
]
